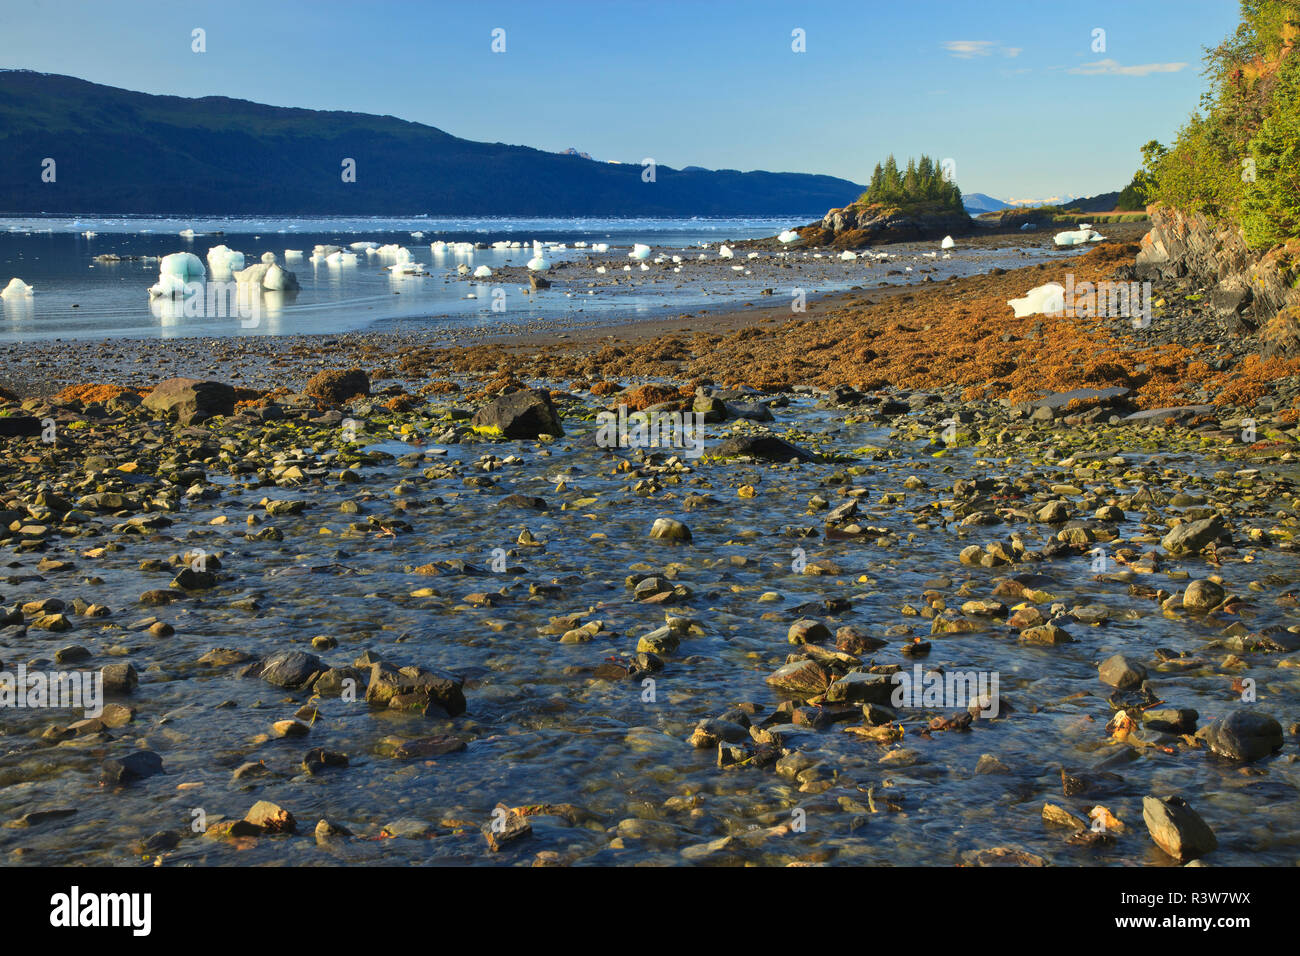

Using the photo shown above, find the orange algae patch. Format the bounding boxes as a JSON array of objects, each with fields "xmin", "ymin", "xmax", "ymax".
[{"xmin": 53, "ymin": 383, "xmax": 144, "ymax": 405}]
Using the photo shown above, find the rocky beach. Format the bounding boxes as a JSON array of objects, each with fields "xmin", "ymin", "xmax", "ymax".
[{"xmin": 1, "ymin": 225, "xmax": 1297, "ymax": 866}]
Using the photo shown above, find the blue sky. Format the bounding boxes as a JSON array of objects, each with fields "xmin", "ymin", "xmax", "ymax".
[{"xmin": 1, "ymin": 0, "xmax": 1241, "ymax": 199}]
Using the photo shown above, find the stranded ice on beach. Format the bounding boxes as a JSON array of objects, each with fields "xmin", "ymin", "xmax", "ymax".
[
  {"xmin": 1053, "ymin": 225, "xmax": 1106, "ymax": 246},
  {"xmin": 1008, "ymin": 276, "xmax": 1152, "ymax": 324}
]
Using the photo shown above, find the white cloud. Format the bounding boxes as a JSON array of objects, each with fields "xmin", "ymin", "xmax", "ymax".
[
  {"xmin": 944, "ymin": 40, "xmax": 994, "ymax": 58},
  {"xmin": 1068, "ymin": 58, "xmax": 1188, "ymax": 77}
]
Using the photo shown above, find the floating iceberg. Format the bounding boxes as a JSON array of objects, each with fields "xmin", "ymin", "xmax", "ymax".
[
  {"xmin": 2, "ymin": 277, "xmax": 34, "ymax": 297},
  {"xmin": 206, "ymin": 245, "xmax": 246, "ymax": 275},
  {"xmin": 82, "ymin": 231, "xmax": 96, "ymax": 239},
  {"xmin": 285, "ymin": 249, "xmax": 304, "ymax": 259},
  {"xmin": 1008, "ymin": 282, "xmax": 1065, "ymax": 317},
  {"xmin": 350, "ymin": 241, "xmax": 378, "ymax": 251},
  {"xmin": 314, "ymin": 244, "xmax": 342, "ymax": 256},
  {"xmin": 592, "ymin": 243, "xmax": 609, "ymax": 253},
  {"xmin": 629, "ymin": 243, "xmax": 652, "ymax": 260},
  {"xmin": 150, "ymin": 252, "xmax": 206, "ymax": 294},
  {"xmin": 777, "ymin": 229, "xmax": 800, "ymax": 244},
  {"xmin": 179, "ymin": 228, "xmax": 196, "ymax": 239},
  {"xmin": 236, "ymin": 253, "xmax": 300, "ymax": 291},
  {"xmin": 527, "ymin": 254, "xmax": 551, "ymax": 271},
  {"xmin": 160, "ymin": 252, "xmax": 206, "ymax": 279},
  {"xmin": 940, "ymin": 235, "xmax": 955, "ymax": 250},
  {"xmin": 263, "ymin": 263, "xmax": 299, "ymax": 289}
]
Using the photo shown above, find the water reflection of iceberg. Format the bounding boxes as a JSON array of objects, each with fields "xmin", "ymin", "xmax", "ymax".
[{"xmin": 1, "ymin": 294, "xmax": 36, "ymax": 323}]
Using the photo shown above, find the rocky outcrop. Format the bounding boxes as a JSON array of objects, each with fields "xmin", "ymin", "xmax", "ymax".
[
  {"xmin": 795, "ymin": 203, "xmax": 974, "ymax": 249},
  {"xmin": 1135, "ymin": 204, "xmax": 1300, "ymax": 355}
]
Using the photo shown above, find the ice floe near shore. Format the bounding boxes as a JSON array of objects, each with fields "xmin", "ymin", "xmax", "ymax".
[
  {"xmin": 2, "ymin": 277, "xmax": 34, "ymax": 297},
  {"xmin": 1054, "ymin": 226, "xmax": 1105, "ymax": 246}
]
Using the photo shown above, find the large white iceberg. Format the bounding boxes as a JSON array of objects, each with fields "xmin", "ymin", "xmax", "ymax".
[
  {"xmin": 1008, "ymin": 282, "xmax": 1065, "ymax": 317},
  {"xmin": 2, "ymin": 277, "xmax": 34, "ymax": 297}
]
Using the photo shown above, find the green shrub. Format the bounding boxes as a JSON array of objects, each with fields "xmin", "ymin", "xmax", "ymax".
[
  {"xmin": 1148, "ymin": 0, "xmax": 1300, "ymax": 248},
  {"xmin": 1242, "ymin": 50, "xmax": 1300, "ymax": 246}
]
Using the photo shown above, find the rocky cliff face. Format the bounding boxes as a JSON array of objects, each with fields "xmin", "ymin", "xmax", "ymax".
[
  {"xmin": 1135, "ymin": 204, "xmax": 1299, "ymax": 356},
  {"xmin": 796, "ymin": 203, "xmax": 974, "ymax": 248}
]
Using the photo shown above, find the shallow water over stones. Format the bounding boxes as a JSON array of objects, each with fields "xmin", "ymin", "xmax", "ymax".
[{"xmin": 0, "ymin": 393, "xmax": 1297, "ymax": 865}]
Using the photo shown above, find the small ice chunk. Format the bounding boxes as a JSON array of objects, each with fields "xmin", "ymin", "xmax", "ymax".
[
  {"xmin": 940, "ymin": 235, "xmax": 955, "ymax": 249},
  {"xmin": 777, "ymin": 229, "xmax": 800, "ymax": 243},
  {"xmin": 473, "ymin": 265, "xmax": 492, "ymax": 278},
  {"xmin": 629, "ymin": 243, "xmax": 652, "ymax": 260},
  {"xmin": 718, "ymin": 245, "xmax": 734, "ymax": 259}
]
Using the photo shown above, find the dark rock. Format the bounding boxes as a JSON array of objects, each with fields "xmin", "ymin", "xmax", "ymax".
[
  {"xmin": 1202, "ymin": 709, "xmax": 1284, "ymax": 761},
  {"xmin": 101, "ymin": 750, "xmax": 164, "ymax": 785},
  {"xmin": 472, "ymin": 389, "xmax": 563, "ymax": 439},
  {"xmin": 258, "ymin": 650, "xmax": 325, "ymax": 689},
  {"xmin": 0, "ymin": 416, "xmax": 42, "ymax": 437},
  {"xmin": 715, "ymin": 434, "xmax": 816, "ymax": 462}
]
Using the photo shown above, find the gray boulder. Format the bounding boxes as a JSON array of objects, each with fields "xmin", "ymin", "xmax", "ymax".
[{"xmin": 143, "ymin": 377, "xmax": 236, "ymax": 425}]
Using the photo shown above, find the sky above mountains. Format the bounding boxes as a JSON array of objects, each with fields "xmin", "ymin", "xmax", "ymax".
[{"xmin": 0, "ymin": 0, "xmax": 1240, "ymax": 198}]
